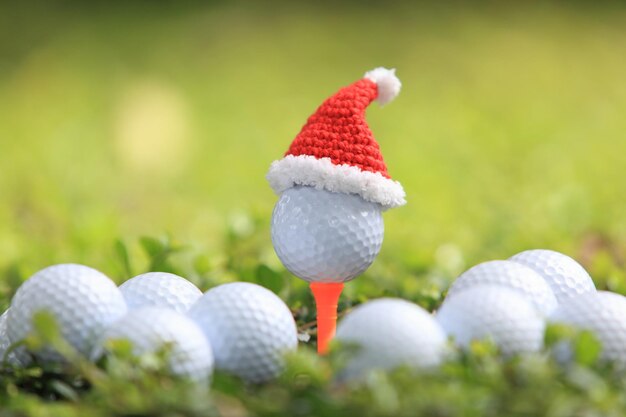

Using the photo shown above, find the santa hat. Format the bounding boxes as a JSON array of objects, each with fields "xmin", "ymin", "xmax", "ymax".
[{"xmin": 266, "ymin": 67, "xmax": 406, "ymax": 209}]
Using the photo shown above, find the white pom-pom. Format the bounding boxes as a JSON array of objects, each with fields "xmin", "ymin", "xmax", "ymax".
[{"xmin": 364, "ymin": 67, "xmax": 401, "ymax": 105}]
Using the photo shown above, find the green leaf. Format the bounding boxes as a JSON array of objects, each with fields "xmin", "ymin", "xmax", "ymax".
[
  {"xmin": 139, "ymin": 235, "xmax": 183, "ymax": 272},
  {"xmin": 574, "ymin": 331, "xmax": 602, "ymax": 366},
  {"xmin": 2, "ymin": 262, "xmax": 27, "ymax": 302},
  {"xmin": 212, "ymin": 372, "xmax": 245, "ymax": 396},
  {"xmin": 545, "ymin": 323, "xmax": 577, "ymax": 347},
  {"xmin": 140, "ymin": 236, "xmax": 165, "ymax": 259},
  {"xmin": 50, "ymin": 380, "xmax": 80, "ymax": 402},
  {"xmin": 32, "ymin": 311, "xmax": 61, "ymax": 344},
  {"xmin": 469, "ymin": 338, "xmax": 499, "ymax": 358},
  {"xmin": 105, "ymin": 338, "xmax": 135, "ymax": 358},
  {"xmin": 114, "ymin": 239, "xmax": 133, "ymax": 279},
  {"xmin": 366, "ymin": 371, "xmax": 400, "ymax": 414},
  {"xmin": 254, "ymin": 264, "xmax": 285, "ymax": 294}
]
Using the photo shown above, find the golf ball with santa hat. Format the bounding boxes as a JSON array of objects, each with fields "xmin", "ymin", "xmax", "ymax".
[{"xmin": 267, "ymin": 67, "xmax": 405, "ymax": 353}]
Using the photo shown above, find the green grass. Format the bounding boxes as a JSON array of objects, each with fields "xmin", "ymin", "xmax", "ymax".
[{"xmin": 1, "ymin": 1, "xmax": 626, "ymax": 415}]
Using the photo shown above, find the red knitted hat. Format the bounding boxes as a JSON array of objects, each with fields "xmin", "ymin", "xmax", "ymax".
[{"xmin": 267, "ymin": 67, "xmax": 406, "ymax": 209}]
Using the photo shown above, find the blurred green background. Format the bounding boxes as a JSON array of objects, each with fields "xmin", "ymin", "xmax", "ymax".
[
  {"xmin": 1, "ymin": 1, "xmax": 625, "ymax": 292},
  {"xmin": 3, "ymin": 3, "xmax": 626, "ymax": 415}
]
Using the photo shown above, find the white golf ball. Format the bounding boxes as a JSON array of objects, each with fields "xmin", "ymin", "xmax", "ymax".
[
  {"xmin": 509, "ymin": 249, "xmax": 595, "ymax": 302},
  {"xmin": 335, "ymin": 298, "xmax": 447, "ymax": 379},
  {"xmin": 7, "ymin": 264, "xmax": 127, "ymax": 362},
  {"xmin": 187, "ymin": 282, "xmax": 298, "ymax": 383},
  {"xmin": 94, "ymin": 307, "xmax": 214, "ymax": 382},
  {"xmin": 0, "ymin": 311, "xmax": 10, "ymax": 359},
  {"xmin": 437, "ymin": 285, "xmax": 545, "ymax": 356},
  {"xmin": 271, "ymin": 186, "xmax": 384, "ymax": 283},
  {"xmin": 0, "ymin": 310, "xmax": 23, "ymax": 366},
  {"xmin": 447, "ymin": 260, "xmax": 558, "ymax": 316},
  {"xmin": 119, "ymin": 272, "xmax": 202, "ymax": 313},
  {"xmin": 549, "ymin": 291, "xmax": 626, "ymax": 365}
]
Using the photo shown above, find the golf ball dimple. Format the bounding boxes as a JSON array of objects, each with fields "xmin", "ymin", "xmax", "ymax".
[
  {"xmin": 335, "ymin": 298, "xmax": 447, "ymax": 379},
  {"xmin": 447, "ymin": 260, "xmax": 558, "ymax": 316},
  {"xmin": 7, "ymin": 264, "xmax": 128, "ymax": 362},
  {"xmin": 119, "ymin": 272, "xmax": 202, "ymax": 313},
  {"xmin": 187, "ymin": 282, "xmax": 298, "ymax": 383},
  {"xmin": 94, "ymin": 307, "xmax": 214, "ymax": 382},
  {"xmin": 509, "ymin": 249, "xmax": 595, "ymax": 302},
  {"xmin": 549, "ymin": 291, "xmax": 626, "ymax": 365},
  {"xmin": 271, "ymin": 186, "xmax": 384, "ymax": 283},
  {"xmin": 437, "ymin": 285, "xmax": 545, "ymax": 356}
]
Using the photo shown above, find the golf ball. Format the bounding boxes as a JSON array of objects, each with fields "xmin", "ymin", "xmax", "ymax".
[
  {"xmin": 447, "ymin": 260, "xmax": 558, "ymax": 316},
  {"xmin": 335, "ymin": 298, "xmax": 447, "ymax": 379},
  {"xmin": 549, "ymin": 291, "xmax": 626, "ymax": 365},
  {"xmin": 510, "ymin": 249, "xmax": 595, "ymax": 302},
  {"xmin": 271, "ymin": 186, "xmax": 384, "ymax": 283},
  {"xmin": 7, "ymin": 264, "xmax": 127, "ymax": 362},
  {"xmin": 0, "ymin": 310, "xmax": 23, "ymax": 366},
  {"xmin": 0, "ymin": 311, "xmax": 10, "ymax": 359},
  {"xmin": 187, "ymin": 282, "xmax": 298, "ymax": 383},
  {"xmin": 93, "ymin": 307, "xmax": 214, "ymax": 382},
  {"xmin": 437, "ymin": 285, "xmax": 545, "ymax": 355},
  {"xmin": 119, "ymin": 272, "xmax": 202, "ymax": 313}
]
